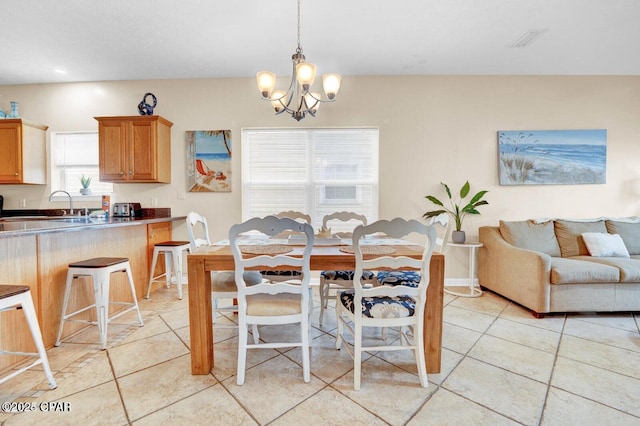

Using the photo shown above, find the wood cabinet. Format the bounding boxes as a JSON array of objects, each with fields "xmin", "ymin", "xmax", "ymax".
[
  {"xmin": 0, "ymin": 119, "xmax": 47, "ymax": 184},
  {"xmin": 95, "ymin": 115, "xmax": 173, "ymax": 183}
]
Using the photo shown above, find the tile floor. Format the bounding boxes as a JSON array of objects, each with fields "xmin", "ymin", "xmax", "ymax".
[{"xmin": 1, "ymin": 285, "xmax": 640, "ymax": 425}]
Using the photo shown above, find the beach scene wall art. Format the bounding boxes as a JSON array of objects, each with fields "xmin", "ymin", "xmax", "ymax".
[
  {"xmin": 498, "ymin": 129, "xmax": 607, "ymax": 185},
  {"xmin": 186, "ymin": 130, "xmax": 232, "ymax": 192}
]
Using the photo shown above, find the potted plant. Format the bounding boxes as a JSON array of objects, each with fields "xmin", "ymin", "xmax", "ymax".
[
  {"xmin": 423, "ymin": 181, "xmax": 488, "ymax": 243},
  {"xmin": 79, "ymin": 175, "xmax": 92, "ymax": 195}
]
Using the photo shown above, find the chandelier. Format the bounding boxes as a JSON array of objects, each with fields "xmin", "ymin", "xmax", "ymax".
[{"xmin": 256, "ymin": 0, "xmax": 342, "ymax": 121}]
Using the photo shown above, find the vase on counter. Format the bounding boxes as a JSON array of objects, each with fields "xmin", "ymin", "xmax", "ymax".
[
  {"xmin": 0, "ymin": 108, "xmax": 5, "ymax": 119},
  {"xmin": 6, "ymin": 101, "xmax": 19, "ymax": 119}
]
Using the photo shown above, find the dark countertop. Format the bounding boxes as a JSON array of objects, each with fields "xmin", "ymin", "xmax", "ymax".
[{"xmin": 0, "ymin": 216, "xmax": 186, "ymax": 238}]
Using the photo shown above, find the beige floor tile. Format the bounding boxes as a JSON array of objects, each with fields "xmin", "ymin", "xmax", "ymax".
[
  {"xmin": 559, "ymin": 334, "xmax": 640, "ymax": 380},
  {"xmin": 449, "ymin": 291, "xmax": 510, "ymax": 316},
  {"xmin": 409, "ymin": 388, "xmax": 520, "ymax": 425},
  {"xmin": 541, "ymin": 387, "xmax": 640, "ymax": 426},
  {"xmin": 567, "ymin": 312, "xmax": 639, "ymax": 332},
  {"xmin": 272, "ymin": 387, "xmax": 387, "ymax": 425},
  {"xmin": 443, "ymin": 305, "xmax": 496, "ymax": 333},
  {"xmin": 422, "ymin": 348, "xmax": 464, "ymax": 386},
  {"xmin": 443, "ymin": 357, "xmax": 547, "ymax": 425},
  {"xmin": 59, "ymin": 322, "xmax": 130, "ymax": 347},
  {"xmin": 113, "ymin": 316, "xmax": 171, "ymax": 347},
  {"xmin": 332, "ymin": 356, "xmax": 436, "ymax": 425},
  {"xmin": 108, "ymin": 331, "xmax": 189, "ymax": 378},
  {"xmin": 284, "ymin": 332, "xmax": 369, "ymax": 383},
  {"xmin": 469, "ymin": 334, "xmax": 555, "ymax": 383},
  {"xmin": 499, "ymin": 303, "xmax": 566, "ymax": 333},
  {"xmin": 31, "ymin": 342, "xmax": 94, "ymax": 372},
  {"xmin": 486, "ymin": 317, "xmax": 561, "ymax": 354},
  {"xmin": 0, "ymin": 370, "xmax": 53, "ymax": 401},
  {"xmin": 564, "ymin": 317, "xmax": 640, "ymax": 353},
  {"xmin": 119, "ymin": 354, "xmax": 216, "ymax": 421},
  {"xmin": 159, "ymin": 307, "xmax": 191, "ymax": 330},
  {"xmin": 551, "ymin": 356, "xmax": 640, "ymax": 416},
  {"xmin": 223, "ymin": 354, "xmax": 325, "ymax": 425},
  {"xmin": 132, "ymin": 383, "xmax": 257, "ymax": 425},
  {"xmin": 37, "ymin": 351, "xmax": 114, "ymax": 402},
  {"xmin": 5, "ymin": 380, "xmax": 127, "ymax": 426},
  {"xmin": 442, "ymin": 321, "xmax": 482, "ymax": 354},
  {"xmin": 210, "ymin": 337, "xmax": 280, "ymax": 382}
]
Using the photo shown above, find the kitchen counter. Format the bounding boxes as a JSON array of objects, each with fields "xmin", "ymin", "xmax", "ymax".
[
  {"xmin": 0, "ymin": 215, "xmax": 185, "ymax": 238},
  {"xmin": 0, "ymin": 213, "xmax": 185, "ymax": 367}
]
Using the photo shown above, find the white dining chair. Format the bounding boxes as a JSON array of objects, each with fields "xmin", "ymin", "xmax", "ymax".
[
  {"xmin": 335, "ymin": 217, "xmax": 436, "ymax": 390},
  {"xmin": 318, "ymin": 211, "xmax": 375, "ymax": 326},
  {"xmin": 186, "ymin": 211, "xmax": 262, "ymax": 329},
  {"xmin": 230, "ymin": 215, "xmax": 314, "ymax": 385},
  {"xmin": 260, "ymin": 210, "xmax": 312, "ymax": 283}
]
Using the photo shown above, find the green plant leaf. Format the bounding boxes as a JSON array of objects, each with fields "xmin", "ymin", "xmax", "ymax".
[
  {"xmin": 459, "ymin": 181, "xmax": 470, "ymax": 198},
  {"xmin": 425, "ymin": 196, "xmax": 444, "ymax": 207}
]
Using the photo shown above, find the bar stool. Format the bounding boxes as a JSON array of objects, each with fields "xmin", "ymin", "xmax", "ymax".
[
  {"xmin": 55, "ymin": 257, "xmax": 144, "ymax": 350},
  {"xmin": 0, "ymin": 285, "xmax": 57, "ymax": 389},
  {"xmin": 146, "ymin": 241, "xmax": 191, "ymax": 300}
]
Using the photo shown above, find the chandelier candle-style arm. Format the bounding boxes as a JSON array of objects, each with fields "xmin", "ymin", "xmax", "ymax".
[{"xmin": 255, "ymin": 0, "xmax": 341, "ymax": 121}]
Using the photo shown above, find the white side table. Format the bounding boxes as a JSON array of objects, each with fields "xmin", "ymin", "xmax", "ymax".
[{"xmin": 445, "ymin": 241, "xmax": 483, "ymax": 297}]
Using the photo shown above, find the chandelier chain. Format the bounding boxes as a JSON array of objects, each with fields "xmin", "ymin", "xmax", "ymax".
[{"xmin": 296, "ymin": 0, "xmax": 302, "ymax": 54}]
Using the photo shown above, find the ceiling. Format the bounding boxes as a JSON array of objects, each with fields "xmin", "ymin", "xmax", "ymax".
[{"xmin": 1, "ymin": 0, "xmax": 639, "ymax": 86}]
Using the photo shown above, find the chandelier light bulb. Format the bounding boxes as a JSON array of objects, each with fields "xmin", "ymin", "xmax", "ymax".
[
  {"xmin": 322, "ymin": 74, "xmax": 342, "ymax": 100},
  {"xmin": 256, "ymin": 71, "xmax": 276, "ymax": 98},
  {"xmin": 296, "ymin": 62, "xmax": 316, "ymax": 90},
  {"xmin": 270, "ymin": 90, "xmax": 286, "ymax": 112}
]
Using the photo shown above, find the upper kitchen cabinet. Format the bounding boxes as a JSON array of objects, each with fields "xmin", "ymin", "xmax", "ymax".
[
  {"xmin": 0, "ymin": 119, "xmax": 48, "ymax": 184},
  {"xmin": 95, "ymin": 115, "xmax": 173, "ymax": 183}
]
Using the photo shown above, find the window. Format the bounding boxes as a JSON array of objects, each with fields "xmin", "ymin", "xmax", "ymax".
[
  {"xmin": 242, "ymin": 128, "xmax": 379, "ymax": 230},
  {"xmin": 53, "ymin": 132, "xmax": 112, "ymax": 196}
]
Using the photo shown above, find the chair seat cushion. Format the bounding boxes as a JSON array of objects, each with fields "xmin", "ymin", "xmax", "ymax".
[
  {"xmin": 211, "ymin": 271, "xmax": 263, "ymax": 292},
  {"xmin": 339, "ymin": 289, "xmax": 416, "ymax": 318},
  {"xmin": 376, "ymin": 271, "xmax": 421, "ymax": 287},
  {"xmin": 247, "ymin": 293, "xmax": 302, "ymax": 316},
  {"xmin": 260, "ymin": 270, "xmax": 302, "ymax": 278},
  {"xmin": 321, "ymin": 270, "xmax": 375, "ymax": 281}
]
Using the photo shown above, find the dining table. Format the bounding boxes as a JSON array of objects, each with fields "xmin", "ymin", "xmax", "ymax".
[{"xmin": 186, "ymin": 237, "xmax": 445, "ymax": 375}]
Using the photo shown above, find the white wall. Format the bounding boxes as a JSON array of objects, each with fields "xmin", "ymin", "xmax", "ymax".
[{"xmin": 1, "ymin": 75, "xmax": 639, "ymax": 278}]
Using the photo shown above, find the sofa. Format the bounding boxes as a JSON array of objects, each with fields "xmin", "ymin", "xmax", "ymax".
[{"xmin": 478, "ymin": 218, "xmax": 640, "ymax": 317}]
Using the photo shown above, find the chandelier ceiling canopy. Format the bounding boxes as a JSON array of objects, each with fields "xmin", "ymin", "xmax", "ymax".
[{"xmin": 256, "ymin": 0, "xmax": 341, "ymax": 121}]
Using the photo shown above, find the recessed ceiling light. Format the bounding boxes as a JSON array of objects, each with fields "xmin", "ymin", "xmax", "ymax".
[
  {"xmin": 509, "ymin": 29, "xmax": 548, "ymax": 48},
  {"xmin": 54, "ymin": 68, "xmax": 67, "ymax": 74}
]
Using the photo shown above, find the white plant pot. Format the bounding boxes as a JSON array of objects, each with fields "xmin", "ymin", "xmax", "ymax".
[{"xmin": 80, "ymin": 188, "xmax": 92, "ymax": 196}]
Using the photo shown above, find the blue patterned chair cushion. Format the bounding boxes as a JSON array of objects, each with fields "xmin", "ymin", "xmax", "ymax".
[
  {"xmin": 260, "ymin": 270, "xmax": 302, "ymax": 277},
  {"xmin": 321, "ymin": 270, "xmax": 375, "ymax": 281},
  {"xmin": 339, "ymin": 289, "xmax": 416, "ymax": 318},
  {"xmin": 376, "ymin": 271, "xmax": 421, "ymax": 288}
]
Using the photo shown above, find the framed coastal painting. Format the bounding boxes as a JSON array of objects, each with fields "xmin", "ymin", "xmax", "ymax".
[
  {"xmin": 186, "ymin": 130, "xmax": 232, "ymax": 192},
  {"xmin": 498, "ymin": 129, "xmax": 607, "ymax": 185}
]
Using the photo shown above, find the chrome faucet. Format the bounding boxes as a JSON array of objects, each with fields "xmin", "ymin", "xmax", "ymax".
[{"xmin": 48, "ymin": 190, "xmax": 74, "ymax": 215}]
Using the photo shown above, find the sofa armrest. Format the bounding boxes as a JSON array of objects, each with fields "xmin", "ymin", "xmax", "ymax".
[{"xmin": 478, "ymin": 226, "xmax": 552, "ymax": 314}]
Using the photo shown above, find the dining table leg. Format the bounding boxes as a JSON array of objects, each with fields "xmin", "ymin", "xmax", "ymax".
[
  {"xmin": 425, "ymin": 253, "xmax": 444, "ymax": 373},
  {"xmin": 188, "ymin": 256, "xmax": 213, "ymax": 374}
]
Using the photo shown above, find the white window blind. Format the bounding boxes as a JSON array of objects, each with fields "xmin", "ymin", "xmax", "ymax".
[
  {"xmin": 242, "ymin": 128, "xmax": 379, "ymax": 231},
  {"xmin": 54, "ymin": 132, "xmax": 113, "ymax": 195}
]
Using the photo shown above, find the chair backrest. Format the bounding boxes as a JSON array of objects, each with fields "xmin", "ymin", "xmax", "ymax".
[
  {"xmin": 229, "ymin": 216, "xmax": 314, "ymax": 298},
  {"xmin": 427, "ymin": 212, "xmax": 451, "ymax": 253},
  {"xmin": 322, "ymin": 211, "xmax": 367, "ymax": 237},
  {"xmin": 186, "ymin": 211, "xmax": 212, "ymax": 251},
  {"xmin": 275, "ymin": 210, "xmax": 311, "ymax": 224},
  {"xmin": 352, "ymin": 217, "xmax": 436, "ymax": 306}
]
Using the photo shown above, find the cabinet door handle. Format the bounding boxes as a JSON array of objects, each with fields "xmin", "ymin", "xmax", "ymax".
[
  {"xmin": 128, "ymin": 171, "xmax": 133, "ymax": 175},
  {"xmin": 119, "ymin": 171, "xmax": 124, "ymax": 175},
  {"xmin": 14, "ymin": 172, "xmax": 18, "ymax": 176}
]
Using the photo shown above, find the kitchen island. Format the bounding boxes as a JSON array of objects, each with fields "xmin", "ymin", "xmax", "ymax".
[{"xmin": 0, "ymin": 214, "xmax": 185, "ymax": 370}]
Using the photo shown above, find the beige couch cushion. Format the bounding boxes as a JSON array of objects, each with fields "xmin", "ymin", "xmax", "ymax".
[
  {"xmin": 550, "ymin": 257, "xmax": 620, "ymax": 284},
  {"xmin": 605, "ymin": 220, "xmax": 640, "ymax": 255},
  {"xmin": 499, "ymin": 220, "xmax": 561, "ymax": 257},
  {"xmin": 554, "ymin": 219, "xmax": 607, "ymax": 257},
  {"xmin": 578, "ymin": 256, "xmax": 640, "ymax": 282}
]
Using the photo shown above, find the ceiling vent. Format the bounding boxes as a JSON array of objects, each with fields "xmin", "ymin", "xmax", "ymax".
[{"xmin": 509, "ymin": 29, "xmax": 548, "ymax": 48}]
